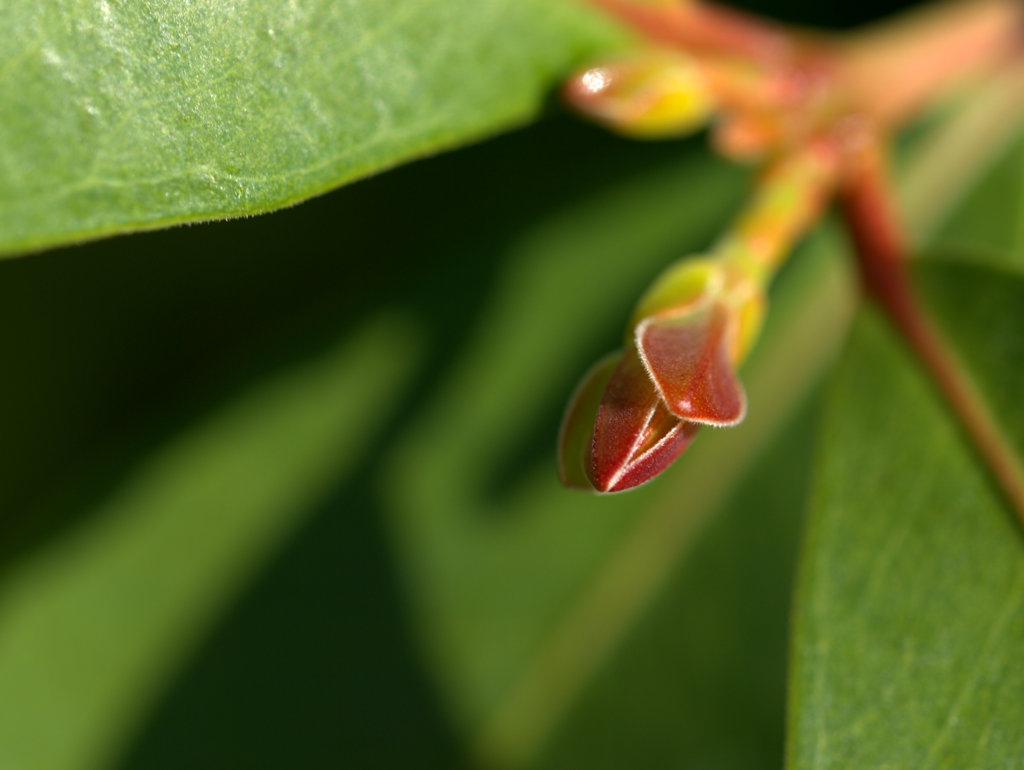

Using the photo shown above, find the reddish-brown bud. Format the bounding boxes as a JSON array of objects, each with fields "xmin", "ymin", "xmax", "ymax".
[
  {"xmin": 588, "ymin": 347, "xmax": 701, "ymax": 492},
  {"xmin": 558, "ymin": 292, "xmax": 750, "ymax": 493}
]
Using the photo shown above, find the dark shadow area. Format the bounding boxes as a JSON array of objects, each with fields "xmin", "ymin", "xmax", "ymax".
[
  {"xmin": 479, "ymin": 312, "xmax": 625, "ymax": 506},
  {"xmin": 731, "ymin": 0, "xmax": 923, "ymax": 27}
]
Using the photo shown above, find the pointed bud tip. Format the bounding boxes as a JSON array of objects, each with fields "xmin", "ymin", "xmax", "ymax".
[
  {"xmin": 591, "ymin": 417, "xmax": 700, "ymax": 492},
  {"xmin": 588, "ymin": 348, "xmax": 700, "ymax": 493}
]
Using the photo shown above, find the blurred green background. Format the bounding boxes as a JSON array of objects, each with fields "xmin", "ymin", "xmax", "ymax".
[{"xmin": 2, "ymin": 0, "xmax": 991, "ymax": 768}]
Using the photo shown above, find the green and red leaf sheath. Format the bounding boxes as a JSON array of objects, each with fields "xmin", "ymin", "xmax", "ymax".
[
  {"xmin": 589, "ymin": 347, "xmax": 700, "ymax": 493},
  {"xmin": 636, "ymin": 302, "xmax": 746, "ymax": 425}
]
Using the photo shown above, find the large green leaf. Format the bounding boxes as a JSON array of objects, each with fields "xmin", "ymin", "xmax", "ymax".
[
  {"xmin": 0, "ymin": 316, "xmax": 424, "ymax": 770},
  {"xmin": 0, "ymin": 0, "xmax": 620, "ymax": 256},
  {"xmin": 789, "ymin": 269, "xmax": 1024, "ymax": 767}
]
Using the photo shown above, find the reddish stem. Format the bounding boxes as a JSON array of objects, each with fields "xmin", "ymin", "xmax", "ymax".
[
  {"xmin": 840, "ymin": 146, "xmax": 1024, "ymax": 527},
  {"xmin": 586, "ymin": 0, "xmax": 794, "ymax": 64}
]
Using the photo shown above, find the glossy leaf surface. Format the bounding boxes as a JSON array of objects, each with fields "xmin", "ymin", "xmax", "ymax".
[{"xmin": 0, "ymin": 0, "xmax": 620, "ymax": 256}]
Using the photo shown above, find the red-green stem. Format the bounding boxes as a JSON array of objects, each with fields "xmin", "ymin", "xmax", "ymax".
[{"xmin": 840, "ymin": 147, "xmax": 1024, "ymax": 528}]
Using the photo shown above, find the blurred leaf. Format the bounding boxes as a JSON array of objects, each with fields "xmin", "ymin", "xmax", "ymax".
[
  {"xmin": 902, "ymin": 71, "xmax": 1024, "ymax": 263},
  {"xmin": 0, "ymin": 315, "xmax": 425, "ymax": 770},
  {"xmin": 0, "ymin": 0, "xmax": 621, "ymax": 256},
  {"xmin": 913, "ymin": 261, "xmax": 1024, "ymax": 456},
  {"xmin": 927, "ymin": 131, "xmax": 1024, "ymax": 269}
]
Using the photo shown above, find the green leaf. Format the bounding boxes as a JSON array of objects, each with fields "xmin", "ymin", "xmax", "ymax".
[
  {"xmin": 0, "ymin": 316, "xmax": 425, "ymax": 770},
  {"xmin": 789, "ymin": 258, "xmax": 1024, "ymax": 770},
  {"xmin": 0, "ymin": 0, "xmax": 621, "ymax": 256}
]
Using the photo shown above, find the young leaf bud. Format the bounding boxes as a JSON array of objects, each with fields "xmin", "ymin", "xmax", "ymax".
[{"xmin": 563, "ymin": 51, "xmax": 716, "ymax": 139}]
